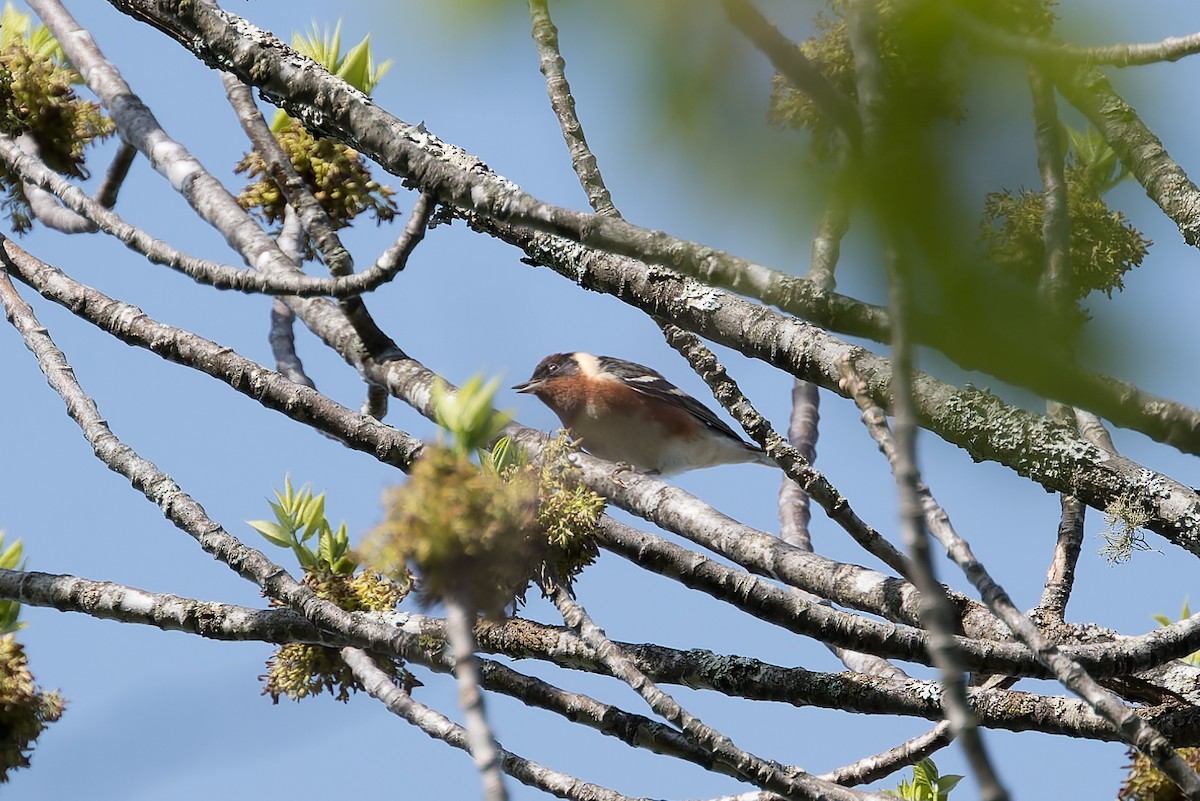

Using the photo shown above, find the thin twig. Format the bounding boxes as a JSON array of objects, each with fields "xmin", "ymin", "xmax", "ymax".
[
  {"xmin": 953, "ymin": 8, "xmax": 1200, "ymax": 68},
  {"xmin": 445, "ymin": 598, "xmax": 509, "ymax": 801},
  {"xmin": 1, "ymin": 238, "xmax": 422, "ymax": 469},
  {"xmin": 657, "ymin": 321, "xmax": 913, "ymax": 579},
  {"xmin": 778, "ymin": 379, "xmax": 818, "ymax": 551},
  {"xmin": 528, "ymin": 0, "xmax": 619, "ymax": 217},
  {"xmin": 845, "ymin": 0, "xmax": 1007, "ymax": 796},
  {"xmin": 94, "ymin": 140, "xmax": 136, "ymax": 208},
  {"xmin": 1027, "ymin": 69, "xmax": 1085, "ymax": 623},
  {"xmin": 817, "ymin": 722, "xmax": 953, "ymax": 787},
  {"xmin": 222, "ymin": 71, "xmax": 353, "ymax": 274},
  {"xmin": 839, "ymin": 360, "xmax": 1200, "ymax": 800},
  {"xmin": 875, "ymin": 248, "xmax": 1006, "ymax": 801},
  {"xmin": 540, "ymin": 578, "xmax": 887, "ymax": 801},
  {"xmin": 0, "ymin": 132, "xmax": 435, "ymax": 297},
  {"xmin": 15, "ymin": 134, "xmax": 95, "ymax": 233},
  {"xmin": 341, "ymin": 647, "xmax": 643, "ymax": 801},
  {"xmin": 1039, "ymin": 491, "xmax": 1085, "ymax": 619}
]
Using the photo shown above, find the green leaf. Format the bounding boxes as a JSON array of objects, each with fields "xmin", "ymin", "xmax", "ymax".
[
  {"xmin": 248, "ymin": 520, "xmax": 293, "ymax": 547},
  {"xmin": 298, "ymin": 492, "xmax": 326, "ymax": 543},
  {"xmin": 294, "ymin": 544, "xmax": 318, "ymax": 570},
  {"xmin": 0, "ymin": 537, "xmax": 22, "ymax": 570},
  {"xmin": 317, "ymin": 529, "xmax": 334, "ymax": 567},
  {"xmin": 338, "ymin": 35, "xmax": 372, "ymax": 91},
  {"xmin": 937, "ymin": 774, "xmax": 964, "ymax": 796}
]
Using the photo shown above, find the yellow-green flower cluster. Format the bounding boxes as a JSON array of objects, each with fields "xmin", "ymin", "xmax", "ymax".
[
  {"xmin": 235, "ymin": 117, "xmax": 397, "ymax": 230},
  {"xmin": 261, "ymin": 569, "xmax": 413, "ymax": 704},
  {"xmin": 0, "ymin": 3, "xmax": 113, "ymax": 231},
  {"xmin": 0, "ymin": 634, "xmax": 64, "ymax": 782},
  {"xmin": 767, "ymin": 0, "xmax": 965, "ymax": 150},
  {"xmin": 1119, "ymin": 747, "xmax": 1200, "ymax": 800}
]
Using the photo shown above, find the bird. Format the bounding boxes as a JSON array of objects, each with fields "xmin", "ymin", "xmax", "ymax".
[{"xmin": 512, "ymin": 352, "xmax": 776, "ymax": 476}]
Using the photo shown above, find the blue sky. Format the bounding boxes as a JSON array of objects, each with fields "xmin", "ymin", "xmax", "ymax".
[{"xmin": 4, "ymin": 1, "xmax": 1200, "ymax": 799}]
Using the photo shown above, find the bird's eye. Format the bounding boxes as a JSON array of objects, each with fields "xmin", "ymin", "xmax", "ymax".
[{"xmin": 546, "ymin": 362, "xmax": 559, "ymax": 374}]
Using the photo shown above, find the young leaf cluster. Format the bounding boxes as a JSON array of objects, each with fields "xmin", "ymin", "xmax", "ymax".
[
  {"xmin": 250, "ymin": 479, "xmax": 413, "ymax": 704},
  {"xmin": 886, "ymin": 758, "xmax": 963, "ymax": 800},
  {"xmin": 0, "ymin": 533, "xmax": 25, "ymax": 635},
  {"xmin": 249, "ymin": 476, "xmax": 356, "ymax": 575},
  {"xmin": 433, "ymin": 375, "xmax": 514, "ymax": 459},
  {"xmin": 0, "ymin": 2, "xmax": 113, "ymax": 231}
]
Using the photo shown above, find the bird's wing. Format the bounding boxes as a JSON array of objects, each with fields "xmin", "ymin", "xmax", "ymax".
[{"xmin": 596, "ymin": 356, "xmax": 751, "ymax": 445}]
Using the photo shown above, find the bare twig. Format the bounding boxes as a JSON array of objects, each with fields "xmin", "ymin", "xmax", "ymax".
[
  {"xmin": 541, "ymin": 578, "xmax": 887, "ymax": 801},
  {"xmin": 846, "ymin": 0, "xmax": 1006, "ymax": 796},
  {"xmin": 1, "ymin": 239, "xmax": 422, "ymax": 469},
  {"xmin": 222, "ymin": 71, "xmax": 353, "ymax": 274},
  {"xmin": 1039, "ymin": 491, "xmax": 1086, "ymax": 619},
  {"xmin": 818, "ymin": 722, "xmax": 954, "ymax": 787},
  {"xmin": 341, "ymin": 648, "xmax": 642, "ymax": 801},
  {"xmin": 94, "ymin": 140, "xmax": 136, "ymax": 208},
  {"xmin": 778, "ymin": 379, "xmax": 819, "ymax": 551},
  {"xmin": 0, "ymin": 132, "xmax": 435, "ymax": 297},
  {"xmin": 445, "ymin": 598, "xmax": 509, "ymax": 801},
  {"xmin": 954, "ymin": 8, "xmax": 1200, "ymax": 68},
  {"xmin": 15, "ymin": 134, "xmax": 96, "ymax": 232},
  {"xmin": 839, "ymin": 360, "xmax": 1200, "ymax": 799},
  {"xmin": 1027, "ymin": 69, "xmax": 1085, "ymax": 622},
  {"xmin": 528, "ymin": 0, "xmax": 619, "ymax": 217},
  {"xmin": 657, "ymin": 321, "xmax": 912, "ymax": 579}
]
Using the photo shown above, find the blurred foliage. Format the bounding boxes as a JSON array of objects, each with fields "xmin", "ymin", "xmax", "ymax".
[
  {"xmin": 768, "ymin": 1, "xmax": 1057, "ymax": 150},
  {"xmin": 768, "ymin": 0, "xmax": 967, "ymax": 153},
  {"xmin": 362, "ymin": 378, "xmax": 602, "ymax": 617},
  {"xmin": 1151, "ymin": 601, "xmax": 1200, "ymax": 667},
  {"xmin": 235, "ymin": 21, "xmax": 396, "ymax": 234},
  {"xmin": 1119, "ymin": 747, "xmax": 1200, "ymax": 800},
  {"xmin": 433, "ymin": 375, "xmax": 513, "ymax": 459},
  {"xmin": 0, "ymin": 2, "xmax": 113, "ymax": 232},
  {"xmin": 250, "ymin": 478, "xmax": 415, "ymax": 704},
  {"xmin": 0, "ymin": 532, "xmax": 63, "ymax": 782},
  {"xmin": 886, "ymin": 758, "xmax": 962, "ymax": 800},
  {"xmin": 981, "ymin": 127, "xmax": 1148, "ymax": 301}
]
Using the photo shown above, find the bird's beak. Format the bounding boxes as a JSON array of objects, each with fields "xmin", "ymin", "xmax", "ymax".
[{"xmin": 511, "ymin": 379, "xmax": 542, "ymax": 394}]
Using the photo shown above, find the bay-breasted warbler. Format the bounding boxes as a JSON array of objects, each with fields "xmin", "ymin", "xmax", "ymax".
[{"xmin": 513, "ymin": 352, "xmax": 774, "ymax": 476}]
